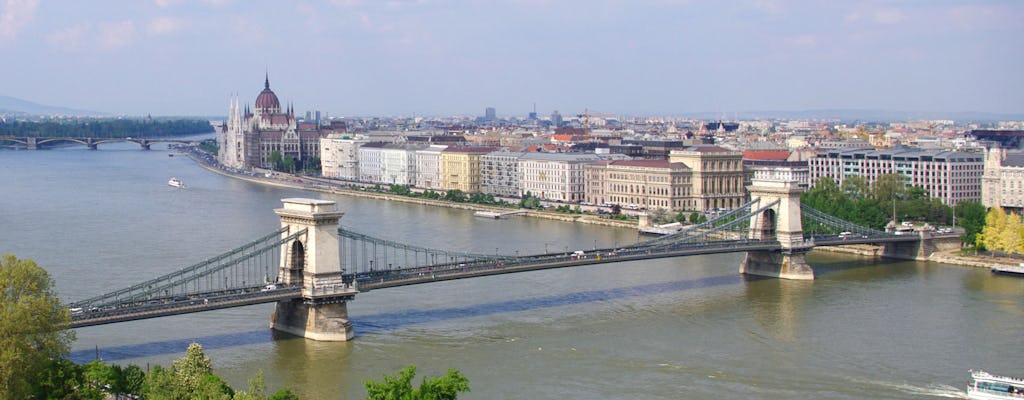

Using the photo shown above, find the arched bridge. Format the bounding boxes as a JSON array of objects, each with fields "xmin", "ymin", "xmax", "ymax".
[
  {"xmin": 0, "ymin": 136, "xmax": 198, "ymax": 150},
  {"xmin": 66, "ymin": 173, "xmax": 957, "ymax": 338}
]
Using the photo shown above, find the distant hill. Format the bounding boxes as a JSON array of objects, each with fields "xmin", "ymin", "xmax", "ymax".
[
  {"xmin": 0, "ymin": 95, "xmax": 104, "ymax": 117},
  {"xmin": 679, "ymin": 109, "xmax": 1024, "ymax": 123}
]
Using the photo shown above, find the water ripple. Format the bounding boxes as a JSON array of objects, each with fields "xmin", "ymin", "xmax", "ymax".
[{"xmin": 71, "ymin": 274, "xmax": 740, "ymax": 363}]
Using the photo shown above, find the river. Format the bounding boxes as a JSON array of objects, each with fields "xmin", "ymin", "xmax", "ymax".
[{"xmin": 0, "ymin": 138, "xmax": 1020, "ymax": 399}]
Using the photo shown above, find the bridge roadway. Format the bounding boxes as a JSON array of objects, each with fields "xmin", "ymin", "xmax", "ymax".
[
  {"xmin": 71, "ymin": 233, "xmax": 928, "ymax": 328},
  {"xmin": 0, "ymin": 136, "xmax": 198, "ymax": 150}
]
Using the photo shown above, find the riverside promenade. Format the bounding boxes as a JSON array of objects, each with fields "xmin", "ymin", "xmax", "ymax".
[{"xmin": 180, "ymin": 147, "xmax": 637, "ymax": 229}]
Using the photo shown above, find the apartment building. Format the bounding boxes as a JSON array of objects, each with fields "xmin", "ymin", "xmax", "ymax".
[
  {"xmin": 415, "ymin": 145, "xmax": 448, "ymax": 190},
  {"xmin": 320, "ymin": 134, "xmax": 370, "ymax": 180},
  {"xmin": 481, "ymin": 150, "xmax": 527, "ymax": 197},
  {"xmin": 380, "ymin": 143, "xmax": 427, "ymax": 185},
  {"xmin": 441, "ymin": 147, "xmax": 499, "ymax": 193},
  {"xmin": 518, "ymin": 153, "xmax": 601, "ymax": 202},
  {"xmin": 808, "ymin": 146, "xmax": 983, "ymax": 206}
]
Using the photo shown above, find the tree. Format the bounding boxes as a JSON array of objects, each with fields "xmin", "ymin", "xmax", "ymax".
[
  {"xmin": 270, "ymin": 151, "xmax": 284, "ymax": 171},
  {"xmin": 364, "ymin": 365, "xmax": 470, "ymax": 400},
  {"xmin": 979, "ymin": 207, "xmax": 1008, "ymax": 252},
  {"xmin": 955, "ymin": 200, "xmax": 986, "ymax": 247},
  {"xmin": 174, "ymin": 342, "xmax": 214, "ymax": 393},
  {"xmin": 444, "ymin": 189, "xmax": 467, "ymax": 203},
  {"xmin": 840, "ymin": 176, "xmax": 870, "ymax": 200},
  {"xmin": 0, "ymin": 254, "xmax": 75, "ymax": 400},
  {"xmin": 871, "ymin": 174, "xmax": 907, "ymax": 205}
]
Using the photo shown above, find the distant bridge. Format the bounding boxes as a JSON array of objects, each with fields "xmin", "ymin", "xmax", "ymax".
[
  {"xmin": 0, "ymin": 136, "xmax": 198, "ymax": 150},
  {"xmin": 65, "ymin": 169, "xmax": 962, "ymax": 341}
]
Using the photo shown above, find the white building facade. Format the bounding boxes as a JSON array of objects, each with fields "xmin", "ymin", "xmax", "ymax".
[
  {"xmin": 380, "ymin": 144, "xmax": 426, "ymax": 186},
  {"xmin": 982, "ymin": 147, "xmax": 1024, "ymax": 211},
  {"xmin": 519, "ymin": 153, "xmax": 600, "ymax": 202},
  {"xmin": 320, "ymin": 134, "xmax": 370, "ymax": 180},
  {"xmin": 415, "ymin": 145, "xmax": 448, "ymax": 190}
]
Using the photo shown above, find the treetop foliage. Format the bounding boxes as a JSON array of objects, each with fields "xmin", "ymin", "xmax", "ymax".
[
  {"xmin": 364, "ymin": 365, "xmax": 470, "ymax": 400},
  {"xmin": 0, "ymin": 254, "xmax": 74, "ymax": 400}
]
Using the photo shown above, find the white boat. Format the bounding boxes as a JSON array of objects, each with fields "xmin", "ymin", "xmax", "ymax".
[
  {"xmin": 167, "ymin": 177, "xmax": 185, "ymax": 188},
  {"xmin": 967, "ymin": 370, "xmax": 1024, "ymax": 399}
]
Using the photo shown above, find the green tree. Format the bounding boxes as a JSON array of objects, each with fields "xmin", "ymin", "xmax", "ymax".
[
  {"xmin": 364, "ymin": 365, "xmax": 470, "ymax": 400},
  {"xmin": 840, "ymin": 176, "xmax": 870, "ymax": 200},
  {"xmin": 31, "ymin": 357, "xmax": 83, "ymax": 400},
  {"xmin": 0, "ymin": 254, "xmax": 75, "ymax": 400},
  {"xmin": 872, "ymin": 174, "xmax": 907, "ymax": 206},
  {"xmin": 142, "ymin": 365, "xmax": 178, "ymax": 400},
  {"xmin": 954, "ymin": 200, "xmax": 987, "ymax": 248},
  {"xmin": 195, "ymin": 374, "xmax": 234, "ymax": 400},
  {"xmin": 270, "ymin": 151, "xmax": 284, "ymax": 171},
  {"xmin": 174, "ymin": 342, "xmax": 214, "ymax": 393},
  {"xmin": 444, "ymin": 189, "xmax": 467, "ymax": 203},
  {"xmin": 518, "ymin": 191, "xmax": 541, "ymax": 209},
  {"xmin": 121, "ymin": 364, "xmax": 147, "ymax": 397},
  {"xmin": 81, "ymin": 359, "xmax": 117, "ymax": 399}
]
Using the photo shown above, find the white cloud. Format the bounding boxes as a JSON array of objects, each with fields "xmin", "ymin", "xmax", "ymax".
[
  {"xmin": 147, "ymin": 16, "xmax": 186, "ymax": 35},
  {"xmin": 98, "ymin": 20, "xmax": 137, "ymax": 49},
  {"xmin": 154, "ymin": 0, "xmax": 177, "ymax": 8},
  {"xmin": 0, "ymin": 0, "xmax": 39, "ymax": 39},
  {"xmin": 752, "ymin": 0, "xmax": 782, "ymax": 16},
  {"xmin": 873, "ymin": 8, "xmax": 905, "ymax": 24},
  {"xmin": 783, "ymin": 34, "xmax": 817, "ymax": 48},
  {"xmin": 46, "ymin": 23, "xmax": 89, "ymax": 48}
]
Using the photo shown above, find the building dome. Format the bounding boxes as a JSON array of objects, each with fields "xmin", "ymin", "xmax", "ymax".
[{"xmin": 254, "ymin": 74, "xmax": 280, "ymax": 113}]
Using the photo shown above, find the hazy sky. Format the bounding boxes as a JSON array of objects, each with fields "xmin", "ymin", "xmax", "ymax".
[{"xmin": 1, "ymin": 0, "xmax": 1021, "ymax": 117}]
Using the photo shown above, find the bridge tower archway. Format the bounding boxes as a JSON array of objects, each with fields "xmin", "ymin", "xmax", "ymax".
[
  {"xmin": 741, "ymin": 168, "xmax": 815, "ymax": 280},
  {"xmin": 272, "ymin": 198, "xmax": 356, "ymax": 341}
]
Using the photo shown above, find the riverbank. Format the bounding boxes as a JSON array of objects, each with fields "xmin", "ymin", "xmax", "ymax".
[
  {"xmin": 812, "ymin": 243, "xmax": 1016, "ymax": 271},
  {"xmin": 182, "ymin": 149, "xmax": 1017, "ymax": 271},
  {"xmin": 182, "ymin": 149, "xmax": 638, "ymax": 230}
]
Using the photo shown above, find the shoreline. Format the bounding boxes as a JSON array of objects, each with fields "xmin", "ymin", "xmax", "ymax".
[
  {"xmin": 811, "ymin": 243, "xmax": 1015, "ymax": 271},
  {"xmin": 183, "ymin": 149, "xmax": 1013, "ymax": 272},
  {"xmin": 183, "ymin": 150, "xmax": 638, "ymax": 230}
]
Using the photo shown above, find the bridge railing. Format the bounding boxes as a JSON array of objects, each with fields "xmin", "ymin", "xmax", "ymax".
[{"xmin": 69, "ymin": 227, "xmax": 306, "ymax": 310}]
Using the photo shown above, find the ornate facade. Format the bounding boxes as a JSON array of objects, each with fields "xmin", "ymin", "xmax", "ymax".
[{"xmin": 218, "ymin": 75, "xmax": 328, "ymax": 170}]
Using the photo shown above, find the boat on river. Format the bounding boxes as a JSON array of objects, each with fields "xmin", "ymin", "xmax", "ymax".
[
  {"xmin": 167, "ymin": 177, "xmax": 185, "ymax": 188},
  {"xmin": 991, "ymin": 263, "xmax": 1024, "ymax": 277},
  {"xmin": 967, "ymin": 370, "xmax": 1024, "ymax": 399}
]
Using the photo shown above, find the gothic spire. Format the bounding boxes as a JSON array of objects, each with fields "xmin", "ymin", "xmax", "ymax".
[{"xmin": 264, "ymin": 71, "xmax": 270, "ymax": 90}]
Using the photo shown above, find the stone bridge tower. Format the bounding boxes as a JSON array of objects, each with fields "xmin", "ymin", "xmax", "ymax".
[
  {"xmin": 272, "ymin": 198, "xmax": 357, "ymax": 341},
  {"xmin": 740, "ymin": 168, "xmax": 815, "ymax": 280}
]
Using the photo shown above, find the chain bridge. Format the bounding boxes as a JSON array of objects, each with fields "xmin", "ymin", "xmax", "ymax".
[{"xmin": 66, "ymin": 171, "xmax": 960, "ymax": 340}]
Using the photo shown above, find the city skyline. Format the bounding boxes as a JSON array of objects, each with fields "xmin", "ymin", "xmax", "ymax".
[{"xmin": 0, "ymin": 0, "xmax": 1021, "ymax": 117}]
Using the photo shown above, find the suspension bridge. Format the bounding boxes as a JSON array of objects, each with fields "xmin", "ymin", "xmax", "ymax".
[{"xmin": 65, "ymin": 170, "xmax": 960, "ymax": 340}]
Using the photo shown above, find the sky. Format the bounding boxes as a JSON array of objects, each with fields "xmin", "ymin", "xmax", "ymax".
[{"xmin": 0, "ymin": 0, "xmax": 1022, "ymax": 118}]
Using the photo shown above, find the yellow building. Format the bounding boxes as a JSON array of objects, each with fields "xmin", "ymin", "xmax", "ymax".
[{"xmin": 440, "ymin": 147, "xmax": 498, "ymax": 193}]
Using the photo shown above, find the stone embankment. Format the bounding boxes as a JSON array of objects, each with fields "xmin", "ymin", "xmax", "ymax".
[
  {"xmin": 186, "ymin": 152, "xmax": 637, "ymax": 230},
  {"xmin": 812, "ymin": 243, "xmax": 1013, "ymax": 270}
]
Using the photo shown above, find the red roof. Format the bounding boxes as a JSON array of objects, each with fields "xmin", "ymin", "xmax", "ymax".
[{"xmin": 742, "ymin": 150, "xmax": 790, "ymax": 160}]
